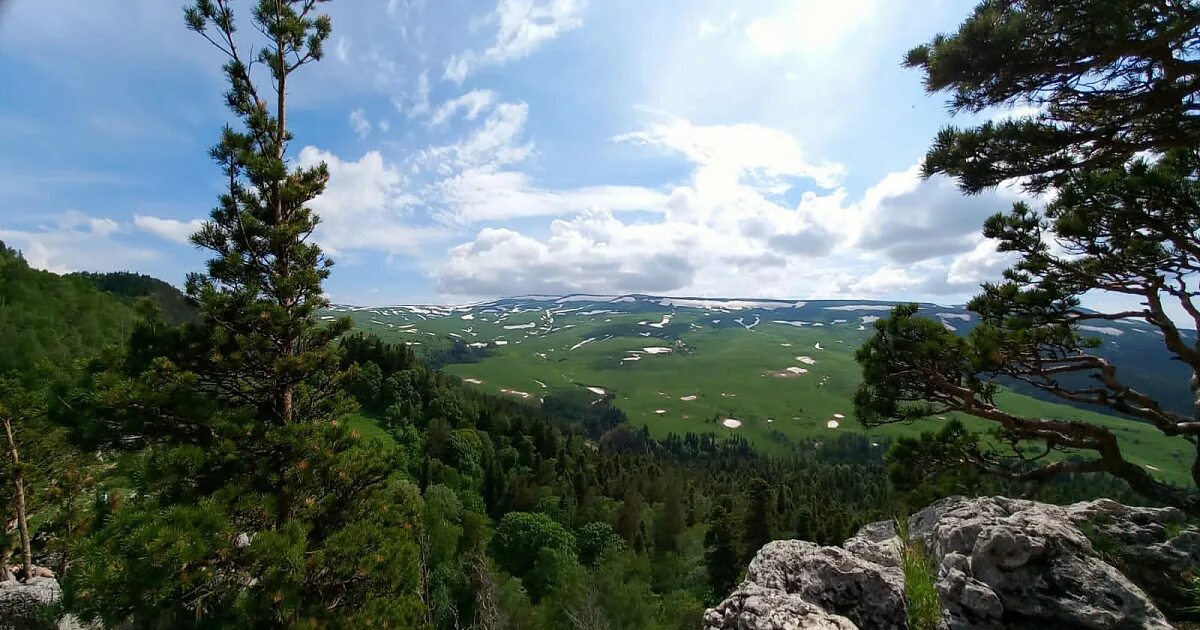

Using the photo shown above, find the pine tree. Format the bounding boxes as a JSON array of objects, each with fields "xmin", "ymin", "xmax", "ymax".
[
  {"xmin": 61, "ymin": 2, "xmax": 425, "ymax": 626},
  {"xmin": 858, "ymin": 0, "xmax": 1200, "ymax": 513},
  {"xmin": 742, "ymin": 478, "xmax": 773, "ymax": 562}
]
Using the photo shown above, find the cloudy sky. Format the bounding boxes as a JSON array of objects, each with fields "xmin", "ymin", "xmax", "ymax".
[{"xmin": 0, "ymin": 0, "xmax": 1032, "ymax": 305}]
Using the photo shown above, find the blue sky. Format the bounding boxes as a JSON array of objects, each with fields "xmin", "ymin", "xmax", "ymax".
[{"xmin": 0, "ymin": 0, "xmax": 1037, "ymax": 306}]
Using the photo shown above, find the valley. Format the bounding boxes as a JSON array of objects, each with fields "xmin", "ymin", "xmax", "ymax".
[{"xmin": 326, "ymin": 295, "xmax": 1196, "ymax": 485}]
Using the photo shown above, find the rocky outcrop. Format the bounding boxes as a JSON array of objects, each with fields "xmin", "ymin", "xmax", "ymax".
[
  {"xmin": 0, "ymin": 576, "xmax": 60, "ymax": 629},
  {"xmin": 705, "ymin": 496, "xmax": 1192, "ymax": 630},
  {"xmin": 0, "ymin": 575, "xmax": 88, "ymax": 630}
]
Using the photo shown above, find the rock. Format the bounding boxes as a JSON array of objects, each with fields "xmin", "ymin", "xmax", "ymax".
[
  {"xmin": 909, "ymin": 496, "xmax": 1172, "ymax": 630},
  {"xmin": 708, "ymin": 496, "xmax": 1190, "ymax": 630},
  {"xmin": 843, "ymin": 520, "xmax": 902, "ymax": 568},
  {"xmin": 702, "ymin": 583, "xmax": 858, "ymax": 630},
  {"xmin": 0, "ymin": 577, "xmax": 61, "ymax": 629},
  {"xmin": 707, "ymin": 540, "xmax": 907, "ymax": 630},
  {"xmin": 1065, "ymin": 498, "xmax": 1200, "ymax": 614}
]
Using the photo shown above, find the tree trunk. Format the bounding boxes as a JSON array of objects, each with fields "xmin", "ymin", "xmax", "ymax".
[{"xmin": 2, "ymin": 417, "xmax": 31, "ymax": 581}]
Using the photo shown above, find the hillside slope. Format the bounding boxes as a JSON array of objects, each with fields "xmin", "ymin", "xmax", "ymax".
[
  {"xmin": 323, "ymin": 294, "xmax": 1197, "ymax": 484},
  {"xmin": 0, "ymin": 242, "xmax": 137, "ymax": 374}
]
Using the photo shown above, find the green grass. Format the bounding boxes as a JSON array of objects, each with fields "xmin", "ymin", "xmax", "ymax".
[
  {"xmin": 897, "ymin": 518, "xmax": 941, "ymax": 630},
  {"xmin": 331, "ymin": 303, "xmax": 1195, "ymax": 484}
]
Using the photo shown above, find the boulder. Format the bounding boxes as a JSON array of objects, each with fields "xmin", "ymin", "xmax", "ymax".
[
  {"xmin": 0, "ymin": 577, "xmax": 61, "ymax": 629},
  {"xmin": 909, "ymin": 496, "xmax": 1173, "ymax": 630},
  {"xmin": 704, "ymin": 540, "xmax": 906, "ymax": 630}
]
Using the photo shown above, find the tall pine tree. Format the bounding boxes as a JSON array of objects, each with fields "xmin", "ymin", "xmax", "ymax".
[{"xmin": 61, "ymin": 2, "xmax": 425, "ymax": 626}]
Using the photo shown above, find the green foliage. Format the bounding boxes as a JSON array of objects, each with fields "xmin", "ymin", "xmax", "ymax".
[
  {"xmin": 492, "ymin": 512, "xmax": 576, "ymax": 586},
  {"xmin": 861, "ymin": 0, "xmax": 1200, "ymax": 512},
  {"xmin": 576, "ymin": 521, "xmax": 625, "ymax": 566},
  {"xmin": 72, "ymin": 271, "xmax": 197, "ymax": 325},
  {"xmin": 0, "ymin": 243, "xmax": 136, "ymax": 375}
]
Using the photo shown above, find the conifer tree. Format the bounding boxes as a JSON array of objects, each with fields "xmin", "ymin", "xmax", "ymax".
[
  {"xmin": 61, "ymin": 2, "xmax": 425, "ymax": 626},
  {"xmin": 858, "ymin": 0, "xmax": 1200, "ymax": 512}
]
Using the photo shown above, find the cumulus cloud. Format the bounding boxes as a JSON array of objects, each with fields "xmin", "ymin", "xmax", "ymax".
[
  {"xmin": 134, "ymin": 215, "xmax": 203, "ymax": 244},
  {"xmin": 854, "ymin": 164, "xmax": 1020, "ymax": 263},
  {"xmin": 3, "ymin": 211, "xmax": 158, "ymax": 274},
  {"xmin": 436, "ymin": 208, "xmax": 697, "ymax": 295},
  {"xmin": 443, "ymin": 0, "xmax": 587, "ymax": 83},
  {"xmin": 296, "ymin": 146, "xmax": 439, "ymax": 256}
]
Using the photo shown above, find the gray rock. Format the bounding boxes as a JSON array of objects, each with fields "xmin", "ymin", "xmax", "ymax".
[
  {"xmin": 734, "ymin": 540, "xmax": 906, "ymax": 630},
  {"xmin": 0, "ymin": 577, "xmax": 61, "ymax": 629},
  {"xmin": 1066, "ymin": 498, "xmax": 1200, "ymax": 615},
  {"xmin": 703, "ymin": 583, "xmax": 858, "ymax": 630},
  {"xmin": 843, "ymin": 520, "xmax": 902, "ymax": 568},
  {"xmin": 909, "ymin": 496, "xmax": 1173, "ymax": 630}
]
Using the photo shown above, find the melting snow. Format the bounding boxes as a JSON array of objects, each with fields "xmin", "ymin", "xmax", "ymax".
[
  {"xmin": 826, "ymin": 420, "xmax": 840, "ymax": 429},
  {"xmin": 655, "ymin": 409, "xmax": 667, "ymax": 414},
  {"xmin": 570, "ymin": 337, "xmax": 597, "ymax": 351},
  {"xmin": 938, "ymin": 312, "xmax": 970, "ymax": 321},
  {"xmin": 833, "ymin": 413, "xmax": 845, "ymax": 419},
  {"xmin": 500, "ymin": 388, "xmax": 532, "ymax": 399},
  {"xmin": 813, "ymin": 343, "xmax": 824, "ymax": 350},
  {"xmin": 771, "ymin": 320, "xmax": 808, "ymax": 327},
  {"xmin": 586, "ymin": 386, "xmax": 607, "ymax": 395},
  {"xmin": 824, "ymin": 305, "xmax": 894, "ymax": 311},
  {"xmin": 786, "ymin": 367, "xmax": 808, "ymax": 374},
  {"xmin": 1079, "ymin": 325, "xmax": 1124, "ymax": 336},
  {"xmin": 463, "ymin": 378, "xmax": 484, "ymax": 385},
  {"xmin": 722, "ymin": 418, "xmax": 742, "ymax": 429},
  {"xmin": 461, "ymin": 313, "xmax": 475, "ymax": 320},
  {"xmin": 504, "ymin": 322, "xmax": 536, "ymax": 330},
  {"xmin": 680, "ymin": 395, "xmax": 697, "ymax": 401},
  {"xmin": 494, "ymin": 340, "xmax": 509, "ymax": 346}
]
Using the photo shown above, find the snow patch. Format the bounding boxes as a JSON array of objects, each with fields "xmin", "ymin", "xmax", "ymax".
[
  {"xmin": 1079, "ymin": 325, "xmax": 1124, "ymax": 336},
  {"xmin": 826, "ymin": 420, "xmax": 840, "ymax": 429},
  {"xmin": 642, "ymin": 347, "xmax": 673, "ymax": 354},
  {"xmin": 722, "ymin": 418, "xmax": 742, "ymax": 429},
  {"xmin": 824, "ymin": 305, "xmax": 894, "ymax": 312}
]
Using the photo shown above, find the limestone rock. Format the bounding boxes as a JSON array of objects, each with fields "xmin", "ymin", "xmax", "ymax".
[
  {"xmin": 0, "ymin": 577, "xmax": 62, "ymax": 629},
  {"xmin": 702, "ymin": 583, "xmax": 857, "ymax": 630},
  {"xmin": 909, "ymin": 496, "xmax": 1172, "ymax": 630},
  {"xmin": 843, "ymin": 520, "xmax": 902, "ymax": 568},
  {"xmin": 744, "ymin": 540, "xmax": 907, "ymax": 629}
]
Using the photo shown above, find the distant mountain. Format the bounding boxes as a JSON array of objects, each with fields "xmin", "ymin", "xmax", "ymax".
[
  {"xmin": 327, "ymin": 293, "xmax": 1196, "ymax": 422},
  {"xmin": 72, "ymin": 271, "xmax": 197, "ymax": 325}
]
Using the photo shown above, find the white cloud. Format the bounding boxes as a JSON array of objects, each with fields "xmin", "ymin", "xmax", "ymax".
[
  {"xmin": 614, "ymin": 112, "xmax": 846, "ymax": 191},
  {"xmin": 134, "ymin": 215, "xmax": 203, "ymax": 244},
  {"xmin": 404, "ymin": 70, "xmax": 432, "ymax": 119},
  {"xmin": 296, "ymin": 146, "xmax": 438, "ymax": 256},
  {"xmin": 443, "ymin": 0, "xmax": 587, "ymax": 83},
  {"xmin": 349, "ymin": 108, "xmax": 372, "ymax": 138},
  {"xmin": 2, "ymin": 212, "xmax": 158, "ymax": 274},
  {"xmin": 334, "ymin": 36, "xmax": 351, "ymax": 63},
  {"xmin": 745, "ymin": 1, "xmax": 876, "ymax": 57},
  {"xmin": 421, "ymin": 102, "xmax": 535, "ymax": 172},
  {"xmin": 430, "ymin": 90, "xmax": 497, "ymax": 127}
]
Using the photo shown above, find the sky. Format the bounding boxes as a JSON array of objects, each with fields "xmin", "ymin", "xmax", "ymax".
[{"xmin": 0, "ymin": 0, "xmax": 1037, "ymax": 306}]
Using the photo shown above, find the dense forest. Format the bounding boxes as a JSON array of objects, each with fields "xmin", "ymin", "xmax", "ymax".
[{"xmin": 2, "ymin": 0, "xmax": 1199, "ymax": 627}]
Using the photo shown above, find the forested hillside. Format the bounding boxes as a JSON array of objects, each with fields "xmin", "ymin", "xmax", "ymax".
[
  {"xmin": 0, "ymin": 242, "xmax": 135, "ymax": 374},
  {"xmin": 72, "ymin": 271, "xmax": 196, "ymax": 325}
]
